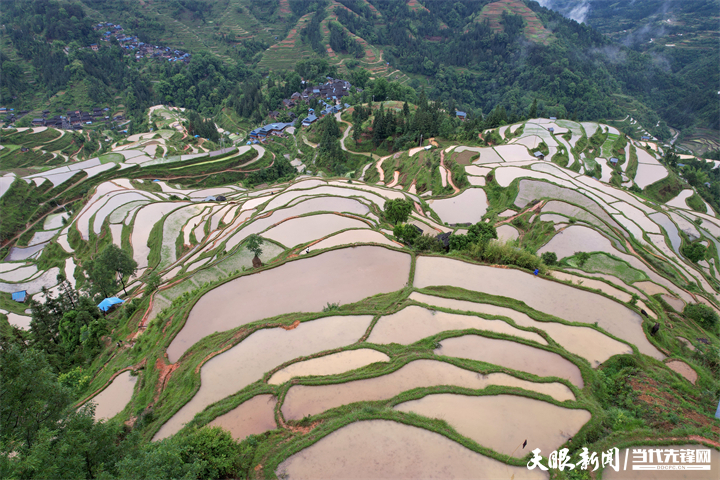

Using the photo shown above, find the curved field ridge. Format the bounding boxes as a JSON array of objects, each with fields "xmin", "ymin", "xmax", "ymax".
[
  {"xmin": 276, "ymin": 420, "xmax": 548, "ymax": 480},
  {"xmin": 368, "ymin": 305, "xmax": 548, "ymax": 345},
  {"xmin": 155, "ymin": 315, "xmax": 374, "ymax": 441},
  {"xmin": 436, "ymin": 335, "xmax": 584, "ymax": 387},
  {"xmin": 395, "ymin": 394, "xmax": 591, "ymax": 458},
  {"xmin": 414, "ymin": 256, "xmax": 664, "ymax": 360},
  {"xmin": 268, "ymin": 349, "xmax": 390, "ymax": 385},
  {"xmin": 409, "ymin": 292, "xmax": 633, "ymax": 367},
  {"xmin": 167, "ymin": 246, "xmax": 411, "ymax": 362},
  {"xmin": 281, "ymin": 359, "xmax": 575, "ymax": 420}
]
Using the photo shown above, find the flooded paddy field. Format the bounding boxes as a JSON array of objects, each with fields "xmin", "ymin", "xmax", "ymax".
[
  {"xmin": 167, "ymin": 246, "xmax": 410, "ymax": 362},
  {"xmin": 395, "ymin": 394, "xmax": 590, "ymax": 457},
  {"xmin": 155, "ymin": 315, "xmax": 373, "ymax": 440},
  {"xmin": 90, "ymin": 371, "xmax": 138, "ymax": 421},
  {"xmin": 268, "ymin": 349, "xmax": 390, "ymax": 385},
  {"xmin": 415, "ymin": 256, "xmax": 664, "ymax": 359},
  {"xmin": 409, "ymin": 292, "xmax": 633, "ymax": 366},
  {"xmin": 368, "ymin": 305, "xmax": 547, "ymax": 345},
  {"xmin": 207, "ymin": 394, "xmax": 277, "ymax": 441},
  {"xmin": 428, "ymin": 188, "xmax": 488, "ymax": 224},
  {"xmin": 276, "ymin": 420, "xmax": 547, "ymax": 479},
  {"xmin": 436, "ymin": 335, "xmax": 584, "ymax": 388},
  {"xmin": 14, "ymin": 115, "xmax": 720, "ymax": 479},
  {"xmin": 281, "ymin": 359, "xmax": 575, "ymax": 420}
]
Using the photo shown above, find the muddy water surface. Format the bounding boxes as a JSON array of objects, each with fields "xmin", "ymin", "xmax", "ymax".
[
  {"xmin": 275, "ymin": 419, "xmax": 548, "ymax": 480},
  {"xmin": 395, "ymin": 394, "xmax": 590, "ymax": 457},
  {"xmin": 269, "ymin": 349, "xmax": 390, "ymax": 385},
  {"xmin": 409, "ymin": 292, "xmax": 632, "ymax": 367},
  {"xmin": 368, "ymin": 305, "xmax": 547, "ymax": 345},
  {"xmin": 262, "ymin": 213, "xmax": 369, "ymax": 247},
  {"xmin": 167, "ymin": 246, "xmax": 410, "ymax": 362},
  {"xmin": 154, "ymin": 315, "xmax": 373, "ymax": 441},
  {"xmin": 436, "ymin": 335, "xmax": 584, "ymax": 387},
  {"xmin": 208, "ymin": 394, "xmax": 277, "ymax": 440},
  {"xmin": 414, "ymin": 256, "xmax": 664, "ymax": 359},
  {"xmin": 91, "ymin": 371, "xmax": 137, "ymax": 420},
  {"xmin": 429, "ymin": 188, "xmax": 488, "ymax": 224},
  {"xmin": 282, "ymin": 359, "xmax": 575, "ymax": 420}
]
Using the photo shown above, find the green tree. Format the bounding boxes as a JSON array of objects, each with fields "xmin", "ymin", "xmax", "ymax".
[
  {"xmin": 541, "ymin": 251, "xmax": 557, "ymax": 266},
  {"xmin": 0, "ymin": 345, "xmax": 73, "ymax": 450},
  {"xmin": 245, "ymin": 234, "xmax": 264, "ymax": 266},
  {"xmin": 384, "ymin": 198, "xmax": 413, "ymax": 224},
  {"xmin": 528, "ymin": 98, "xmax": 538, "ymax": 118},
  {"xmin": 448, "ymin": 233, "xmax": 471, "ymax": 251},
  {"xmin": 393, "ymin": 223, "xmax": 420, "ymax": 245},
  {"xmin": 413, "ymin": 234, "xmax": 444, "ymax": 252},
  {"xmin": 681, "ymin": 242, "xmax": 706, "ymax": 263},
  {"xmin": 575, "ymin": 251, "xmax": 591, "ymax": 267},
  {"xmin": 97, "ymin": 244, "xmax": 138, "ymax": 296},
  {"xmin": 86, "ymin": 259, "xmax": 117, "ymax": 298},
  {"xmin": 467, "ymin": 222, "xmax": 497, "ymax": 244}
]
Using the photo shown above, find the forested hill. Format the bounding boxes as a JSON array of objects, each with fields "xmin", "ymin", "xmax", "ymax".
[{"xmin": 0, "ymin": 0, "xmax": 717, "ymax": 141}]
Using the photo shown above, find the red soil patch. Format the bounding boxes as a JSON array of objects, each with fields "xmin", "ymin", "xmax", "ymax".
[
  {"xmin": 154, "ymin": 357, "xmax": 179, "ymax": 402},
  {"xmin": 280, "ymin": 320, "xmax": 301, "ymax": 330},
  {"xmin": 629, "ymin": 375, "xmax": 720, "ymax": 434},
  {"xmin": 496, "ymin": 201, "xmax": 545, "ymax": 226}
]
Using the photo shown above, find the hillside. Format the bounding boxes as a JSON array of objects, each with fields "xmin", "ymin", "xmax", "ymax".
[
  {"xmin": 2, "ymin": 105, "xmax": 720, "ymax": 477},
  {"xmin": 0, "ymin": 0, "xmax": 718, "ymax": 148}
]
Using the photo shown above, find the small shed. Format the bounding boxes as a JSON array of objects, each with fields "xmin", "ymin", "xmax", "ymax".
[
  {"xmin": 534, "ymin": 151, "xmax": 545, "ymax": 160},
  {"xmin": 436, "ymin": 232, "xmax": 451, "ymax": 249},
  {"xmin": 98, "ymin": 297, "xmax": 124, "ymax": 312},
  {"xmin": 549, "ymin": 116, "xmax": 557, "ymax": 120},
  {"xmin": 610, "ymin": 157, "xmax": 619, "ymax": 165},
  {"xmin": 548, "ymin": 127, "xmax": 554, "ymax": 133},
  {"xmin": 456, "ymin": 111, "xmax": 467, "ymax": 120},
  {"xmin": 11, "ymin": 291, "xmax": 27, "ymax": 303}
]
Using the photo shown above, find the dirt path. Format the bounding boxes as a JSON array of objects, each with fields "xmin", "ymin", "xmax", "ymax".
[
  {"xmin": 386, "ymin": 170, "xmax": 400, "ymax": 187},
  {"xmin": 336, "ymin": 112, "xmax": 372, "ymax": 157},
  {"xmin": 375, "ymin": 155, "xmax": 391, "ymax": 183},
  {"xmin": 440, "ymin": 149, "xmax": 460, "ymax": 194},
  {"xmin": 302, "ymin": 135, "xmax": 318, "ymax": 148}
]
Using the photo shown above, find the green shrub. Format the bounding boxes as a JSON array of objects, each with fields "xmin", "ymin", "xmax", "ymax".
[
  {"xmin": 413, "ymin": 234, "xmax": 445, "ymax": 252},
  {"xmin": 681, "ymin": 242, "xmax": 706, "ymax": 263},
  {"xmin": 683, "ymin": 303, "xmax": 719, "ymax": 331},
  {"xmin": 575, "ymin": 252, "xmax": 591, "ymax": 267},
  {"xmin": 468, "ymin": 240, "xmax": 546, "ymax": 273},
  {"xmin": 541, "ymin": 251, "xmax": 557, "ymax": 266},
  {"xmin": 393, "ymin": 223, "xmax": 420, "ymax": 245}
]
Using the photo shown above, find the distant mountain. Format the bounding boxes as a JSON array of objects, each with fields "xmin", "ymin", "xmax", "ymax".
[{"xmin": 1, "ymin": 0, "xmax": 718, "ymax": 141}]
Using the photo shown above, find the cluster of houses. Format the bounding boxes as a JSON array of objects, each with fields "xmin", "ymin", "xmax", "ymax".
[
  {"xmin": 27, "ymin": 108, "xmax": 124, "ymax": 130},
  {"xmin": 248, "ymin": 122, "xmax": 296, "ymax": 142},
  {"xmin": 1, "ymin": 108, "xmax": 29, "ymax": 124},
  {"xmin": 92, "ymin": 22, "xmax": 191, "ymax": 63}
]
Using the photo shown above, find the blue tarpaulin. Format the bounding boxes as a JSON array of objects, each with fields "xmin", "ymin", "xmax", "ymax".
[
  {"xmin": 11, "ymin": 291, "xmax": 27, "ymax": 302},
  {"xmin": 98, "ymin": 297, "xmax": 124, "ymax": 312}
]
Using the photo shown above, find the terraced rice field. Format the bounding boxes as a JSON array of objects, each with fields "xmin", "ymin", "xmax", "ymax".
[{"xmin": 7, "ymin": 116, "xmax": 719, "ymax": 478}]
